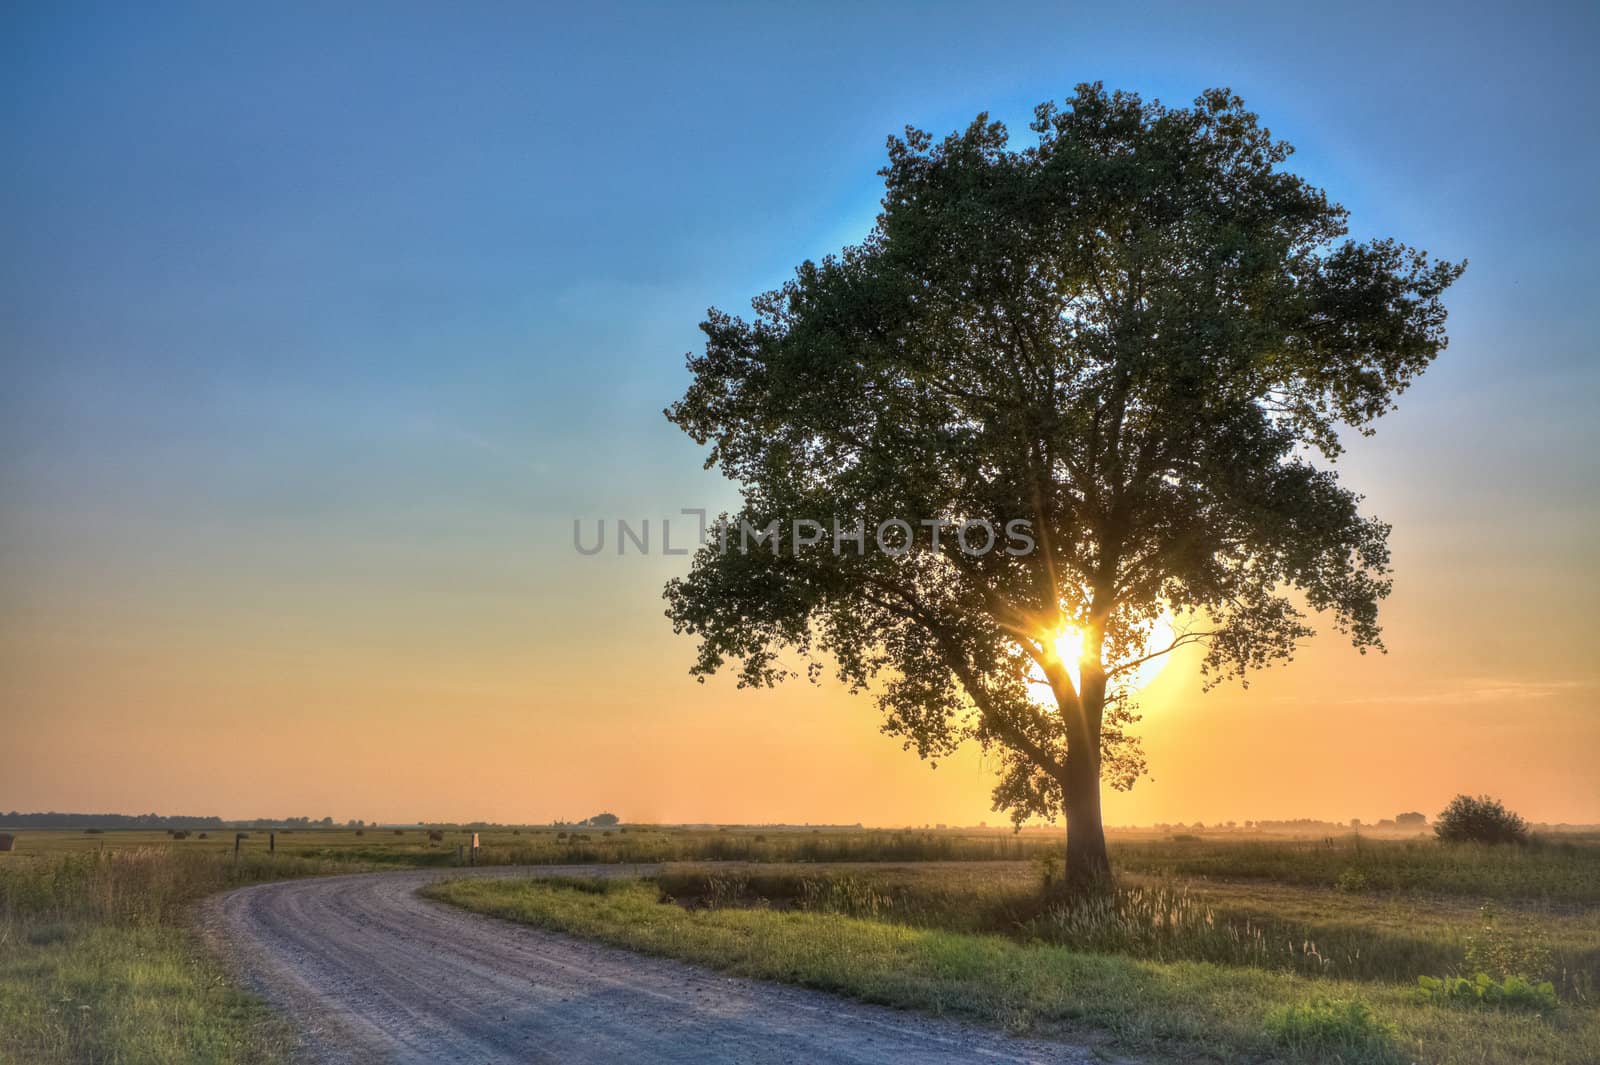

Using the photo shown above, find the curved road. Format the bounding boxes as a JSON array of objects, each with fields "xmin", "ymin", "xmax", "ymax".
[{"xmin": 204, "ymin": 865, "xmax": 1104, "ymax": 1065}]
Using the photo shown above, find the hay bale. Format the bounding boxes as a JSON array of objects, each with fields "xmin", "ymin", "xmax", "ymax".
[{"xmin": 0, "ymin": 833, "xmax": 15, "ymax": 852}]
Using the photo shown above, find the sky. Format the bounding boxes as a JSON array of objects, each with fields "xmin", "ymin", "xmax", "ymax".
[{"xmin": 2, "ymin": 1, "xmax": 1597, "ymax": 827}]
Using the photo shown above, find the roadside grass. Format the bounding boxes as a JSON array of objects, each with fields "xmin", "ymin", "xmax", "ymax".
[
  {"xmin": 653, "ymin": 861, "xmax": 1600, "ymax": 999},
  {"xmin": 0, "ymin": 849, "xmax": 360, "ymax": 1065},
  {"xmin": 0, "ymin": 924, "xmax": 288, "ymax": 1065},
  {"xmin": 426, "ymin": 875, "xmax": 1599, "ymax": 1064},
  {"xmin": 1263, "ymin": 997, "xmax": 1401, "ymax": 1064}
]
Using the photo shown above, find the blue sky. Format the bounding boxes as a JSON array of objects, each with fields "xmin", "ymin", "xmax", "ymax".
[{"xmin": 3, "ymin": 2, "xmax": 1597, "ymax": 822}]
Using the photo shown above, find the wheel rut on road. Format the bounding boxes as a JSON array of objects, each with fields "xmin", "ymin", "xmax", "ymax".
[{"xmin": 204, "ymin": 864, "xmax": 1108, "ymax": 1064}]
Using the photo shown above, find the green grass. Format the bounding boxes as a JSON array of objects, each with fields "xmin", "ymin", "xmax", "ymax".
[
  {"xmin": 0, "ymin": 848, "xmax": 363, "ymax": 1065},
  {"xmin": 1263, "ymin": 997, "xmax": 1401, "ymax": 1063},
  {"xmin": 0, "ymin": 924, "xmax": 289, "ymax": 1065},
  {"xmin": 426, "ymin": 875, "xmax": 1600, "ymax": 1064},
  {"xmin": 4, "ymin": 826, "xmax": 1597, "ymax": 1062},
  {"xmin": 654, "ymin": 861, "xmax": 1600, "ymax": 999}
]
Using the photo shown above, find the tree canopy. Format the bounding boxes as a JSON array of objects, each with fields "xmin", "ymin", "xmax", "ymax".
[{"xmin": 664, "ymin": 84, "xmax": 1462, "ymax": 876}]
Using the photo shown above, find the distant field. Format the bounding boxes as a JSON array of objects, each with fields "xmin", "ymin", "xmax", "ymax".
[
  {"xmin": 8, "ymin": 823, "xmax": 1600, "ymax": 901},
  {"xmin": 5, "ymin": 825, "xmax": 1599, "ymax": 1063},
  {"xmin": 0, "ymin": 823, "xmax": 1085, "ymax": 866}
]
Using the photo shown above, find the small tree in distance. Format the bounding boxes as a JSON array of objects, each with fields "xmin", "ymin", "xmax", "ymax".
[
  {"xmin": 666, "ymin": 84, "xmax": 1463, "ymax": 893},
  {"xmin": 587, "ymin": 812, "xmax": 621, "ymax": 827},
  {"xmin": 1434, "ymin": 795, "xmax": 1529, "ymax": 845}
]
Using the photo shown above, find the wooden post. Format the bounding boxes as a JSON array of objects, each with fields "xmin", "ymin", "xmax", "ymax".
[
  {"xmin": 457, "ymin": 843, "xmax": 464, "ymax": 866},
  {"xmin": 270, "ymin": 831, "xmax": 276, "ymax": 855},
  {"xmin": 471, "ymin": 831, "xmax": 480, "ymax": 866},
  {"xmin": 234, "ymin": 833, "xmax": 244, "ymax": 862}
]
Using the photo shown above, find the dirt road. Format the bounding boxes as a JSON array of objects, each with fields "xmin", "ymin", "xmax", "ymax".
[{"xmin": 205, "ymin": 865, "xmax": 1103, "ymax": 1064}]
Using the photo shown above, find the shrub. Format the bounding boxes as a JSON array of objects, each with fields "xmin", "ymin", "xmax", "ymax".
[
  {"xmin": 1416, "ymin": 973, "xmax": 1557, "ymax": 1011},
  {"xmin": 1264, "ymin": 997, "xmax": 1398, "ymax": 1062},
  {"xmin": 1336, "ymin": 867, "xmax": 1370, "ymax": 893},
  {"xmin": 1434, "ymin": 794, "xmax": 1528, "ymax": 845}
]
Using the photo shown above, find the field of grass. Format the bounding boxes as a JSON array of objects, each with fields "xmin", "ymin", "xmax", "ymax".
[
  {"xmin": 5, "ymin": 825, "xmax": 1598, "ymax": 1063},
  {"xmin": 0, "ymin": 847, "xmax": 366, "ymax": 1065},
  {"xmin": 0, "ymin": 823, "xmax": 1078, "ymax": 867},
  {"xmin": 422, "ymin": 833, "xmax": 1600, "ymax": 1065},
  {"xmin": 645, "ymin": 860, "xmax": 1599, "ymax": 997}
]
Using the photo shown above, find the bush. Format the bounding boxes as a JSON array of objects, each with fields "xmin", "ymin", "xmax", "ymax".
[
  {"xmin": 1435, "ymin": 795, "xmax": 1529, "ymax": 845},
  {"xmin": 1264, "ymin": 997, "xmax": 1398, "ymax": 1062},
  {"xmin": 1416, "ymin": 973, "xmax": 1557, "ymax": 1012}
]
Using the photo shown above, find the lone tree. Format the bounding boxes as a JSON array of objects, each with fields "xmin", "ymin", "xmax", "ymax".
[
  {"xmin": 665, "ymin": 85, "xmax": 1462, "ymax": 891},
  {"xmin": 1434, "ymin": 795, "xmax": 1528, "ymax": 845}
]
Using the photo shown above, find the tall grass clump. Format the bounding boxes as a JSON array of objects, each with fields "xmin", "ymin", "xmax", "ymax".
[
  {"xmin": 1027, "ymin": 882, "xmax": 1359, "ymax": 977},
  {"xmin": 1264, "ymin": 997, "xmax": 1400, "ymax": 1063}
]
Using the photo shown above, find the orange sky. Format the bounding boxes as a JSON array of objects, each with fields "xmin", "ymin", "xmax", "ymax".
[
  {"xmin": 4, "ymin": 8, "xmax": 1598, "ymax": 829},
  {"xmin": 5, "ymin": 389, "xmax": 1597, "ymax": 827}
]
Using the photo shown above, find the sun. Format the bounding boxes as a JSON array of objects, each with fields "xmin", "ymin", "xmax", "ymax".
[
  {"xmin": 1048, "ymin": 625, "xmax": 1087, "ymax": 692},
  {"xmin": 1028, "ymin": 613, "xmax": 1177, "ymax": 705}
]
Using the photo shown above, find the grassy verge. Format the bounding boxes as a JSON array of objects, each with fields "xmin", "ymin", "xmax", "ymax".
[
  {"xmin": 652, "ymin": 861, "xmax": 1599, "ymax": 999},
  {"xmin": 0, "ymin": 848, "xmax": 362, "ymax": 1065},
  {"xmin": 425, "ymin": 876, "xmax": 1600, "ymax": 1065},
  {"xmin": 0, "ymin": 924, "xmax": 288, "ymax": 1065}
]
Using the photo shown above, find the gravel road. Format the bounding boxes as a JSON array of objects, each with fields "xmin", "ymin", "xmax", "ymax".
[{"xmin": 203, "ymin": 864, "xmax": 1106, "ymax": 1065}]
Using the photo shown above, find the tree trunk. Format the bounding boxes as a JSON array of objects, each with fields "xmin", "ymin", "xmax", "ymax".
[
  {"xmin": 1062, "ymin": 668, "xmax": 1111, "ymax": 893},
  {"xmin": 1063, "ymin": 746, "xmax": 1110, "ymax": 891}
]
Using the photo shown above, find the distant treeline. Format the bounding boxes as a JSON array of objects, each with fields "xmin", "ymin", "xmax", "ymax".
[
  {"xmin": 1, "ymin": 811, "xmax": 228, "ymax": 830},
  {"xmin": 0, "ymin": 812, "xmax": 345, "ymax": 830}
]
